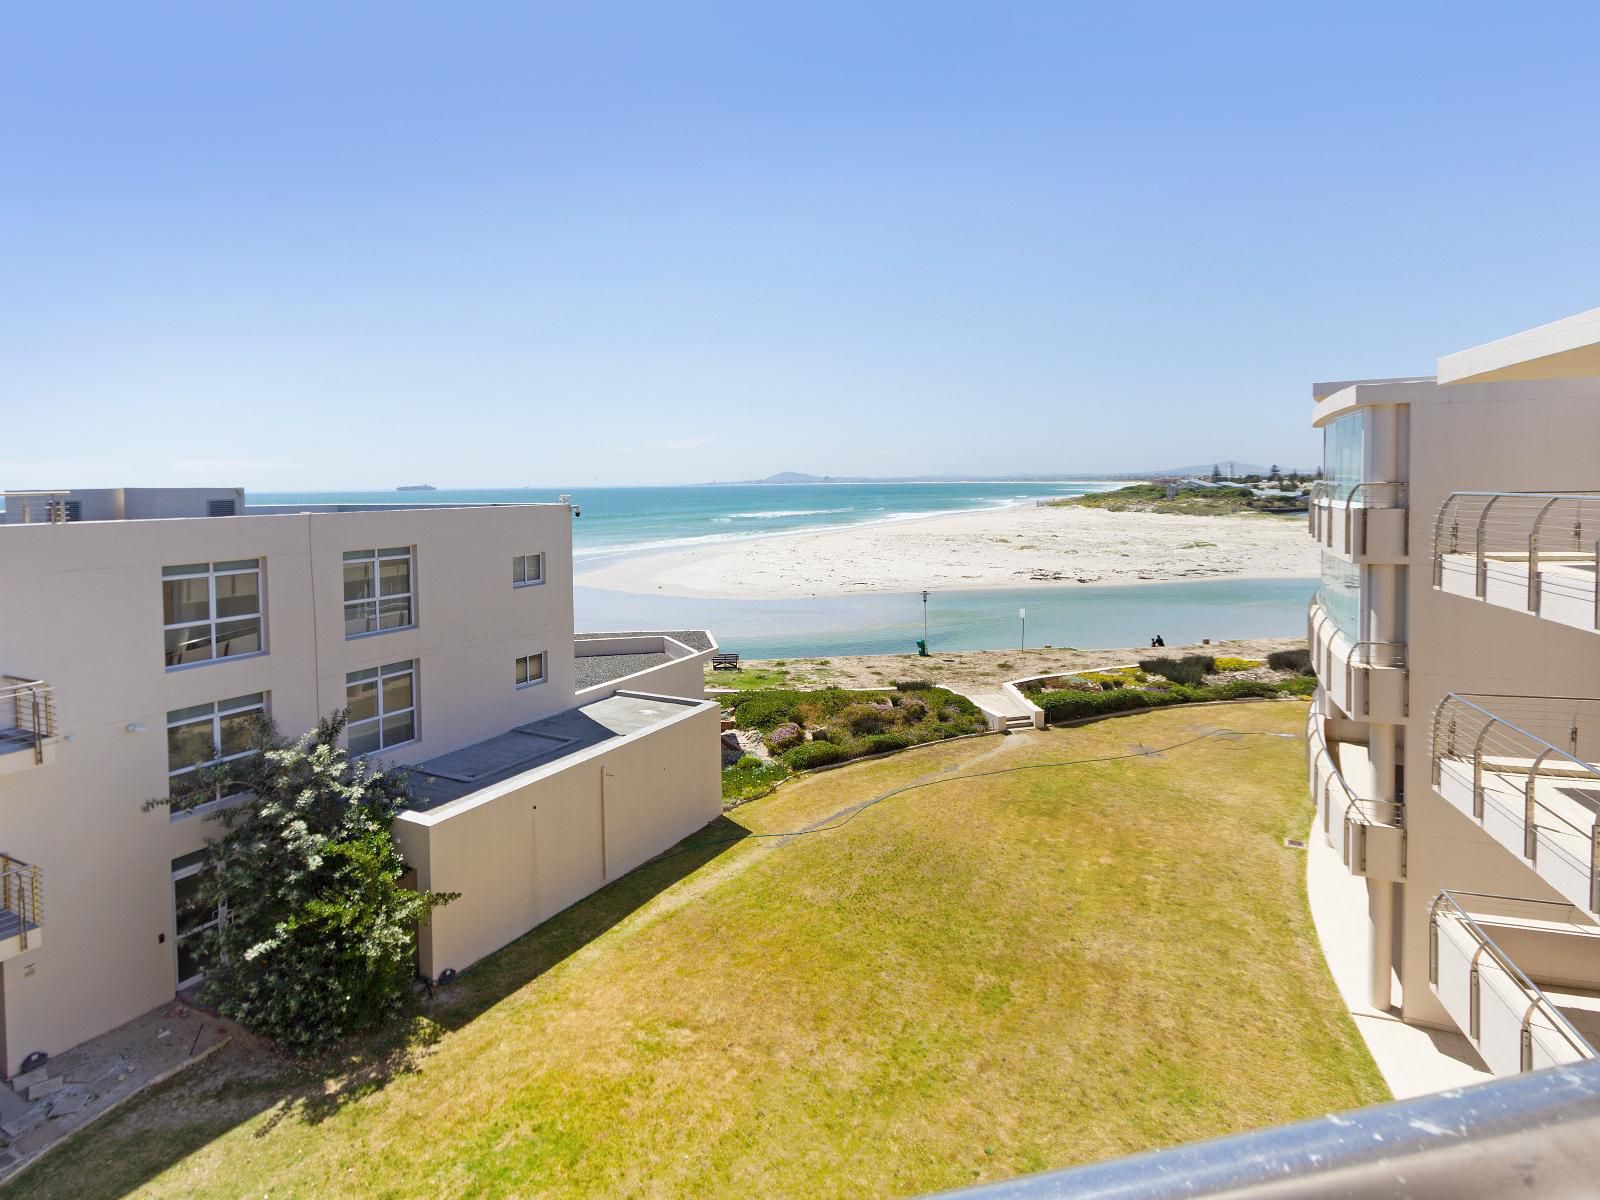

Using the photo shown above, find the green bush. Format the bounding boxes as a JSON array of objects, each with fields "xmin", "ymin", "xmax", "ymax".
[
  {"xmin": 857, "ymin": 731, "xmax": 915, "ymax": 756},
  {"xmin": 843, "ymin": 703, "xmax": 895, "ymax": 735},
  {"xmin": 893, "ymin": 679, "xmax": 933, "ymax": 691},
  {"xmin": 765, "ymin": 722, "xmax": 805, "ymax": 752},
  {"xmin": 734, "ymin": 754, "xmax": 764, "ymax": 769},
  {"xmin": 1037, "ymin": 677, "xmax": 1308, "ymax": 724},
  {"xmin": 1213, "ymin": 656, "xmax": 1262, "ymax": 672},
  {"xmin": 1139, "ymin": 655, "xmax": 1215, "ymax": 686},
  {"xmin": 722, "ymin": 756, "xmax": 791, "ymax": 804},
  {"xmin": 785, "ymin": 741, "xmax": 848, "ymax": 770},
  {"xmin": 1266, "ymin": 647, "xmax": 1312, "ymax": 672},
  {"xmin": 731, "ymin": 692, "xmax": 805, "ymax": 731}
]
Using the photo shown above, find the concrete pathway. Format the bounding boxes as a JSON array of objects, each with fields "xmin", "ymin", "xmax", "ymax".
[
  {"xmin": 1305, "ymin": 829, "xmax": 1494, "ymax": 1100},
  {"xmin": 0, "ymin": 1000, "xmax": 233, "ymax": 1184}
]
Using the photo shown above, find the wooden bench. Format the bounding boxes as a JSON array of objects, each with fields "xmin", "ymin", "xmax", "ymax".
[{"xmin": 711, "ymin": 653, "xmax": 741, "ymax": 671}]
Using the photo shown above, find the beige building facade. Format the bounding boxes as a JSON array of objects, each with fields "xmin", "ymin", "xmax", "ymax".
[
  {"xmin": 1309, "ymin": 308, "xmax": 1600, "ymax": 1079},
  {"xmin": 0, "ymin": 494, "xmax": 719, "ymax": 1076}
]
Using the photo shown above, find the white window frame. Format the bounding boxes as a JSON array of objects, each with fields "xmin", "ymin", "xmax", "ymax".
[
  {"xmin": 515, "ymin": 652, "xmax": 547, "ymax": 689},
  {"xmin": 347, "ymin": 660, "xmax": 418, "ymax": 754},
  {"xmin": 513, "ymin": 552, "xmax": 546, "ymax": 587},
  {"xmin": 172, "ymin": 854, "xmax": 228, "ymax": 990},
  {"xmin": 162, "ymin": 559, "xmax": 265, "ymax": 669},
  {"xmin": 343, "ymin": 547, "xmax": 416, "ymax": 639},
  {"xmin": 165, "ymin": 692, "xmax": 268, "ymax": 818}
]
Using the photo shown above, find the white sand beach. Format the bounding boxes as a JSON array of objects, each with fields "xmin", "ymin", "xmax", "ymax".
[{"xmin": 576, "ymin": 502, "xmax": 1319, "ymax": 598}]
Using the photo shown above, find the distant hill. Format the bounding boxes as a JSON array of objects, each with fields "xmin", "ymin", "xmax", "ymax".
[{"xmin": 709, "ymin": 467, "xmax": 1313, "ymax": 485}]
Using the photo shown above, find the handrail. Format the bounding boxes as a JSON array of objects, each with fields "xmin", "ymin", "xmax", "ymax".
[
  {"xmin": 924, "ymin": 1059, "xmax": 1600, "ymax": 1199},
  {"xmin": 1348, "ymin": 640, "xmax": 1407, "ymax": 668},
  {"xmin": 1433, "ymin": 490, "xmax": 1600, "ymax": 623},
  {"xmin": 1430, "ymin": 889, "xmax": 1595, "ymax": 1070},
  {"xmin": 1310, "ymin": 481, "xmax": 1407, "ymax": 557},
  {"xmin": 0, "ymin": 855, "xmax": 42, "ymax": 950},
  {"xmin": 0, "ymin": 676, "xmax": 56, "ymax": 766}
]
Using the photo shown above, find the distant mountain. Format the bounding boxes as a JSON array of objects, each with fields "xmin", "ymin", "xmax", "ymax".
[
  {"xmin": 707, "ymin": 467, "xmax": 1313, "ymax": 485},
  {"xmin": 1154, "ymin": 463, "xmax": 1315, "ymax": 478}
]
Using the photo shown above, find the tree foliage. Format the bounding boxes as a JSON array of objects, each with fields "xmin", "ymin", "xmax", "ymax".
[{"xmin": 151, "ymin": 712, "xmax": 455, "ymax": 1052}]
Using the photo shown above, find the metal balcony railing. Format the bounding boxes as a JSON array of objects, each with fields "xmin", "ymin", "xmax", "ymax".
[
  {"xmin": 1429, "ymin": 890, "xmax": 1596, "ymax": 1075},
  {"xmin": 925, "ymin": 1058, "xmax": 1600, "ymax": 1199},
  {"xmin": 1309, "ymin": 480, "xmax": 1409, "ymax": 557},
  {"xmin": 1433, "ymin": 491, "xmax": 1600, "ymax": 621},
  {"xmin": 1432, "ymin": 694, "xmax": 1600, "ymax": 914},
  {"xmin": 0, "ymin": 854, "xmax": 42, "ymax": 950},
  {"xmin": 0, "ymin": 676, "xmax": 57, "ymax": 765}
]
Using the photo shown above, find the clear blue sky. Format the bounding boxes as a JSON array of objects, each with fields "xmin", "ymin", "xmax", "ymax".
[{"xmin": 6, "ymin": 3, "xmax": 1599, "ymax": 489}]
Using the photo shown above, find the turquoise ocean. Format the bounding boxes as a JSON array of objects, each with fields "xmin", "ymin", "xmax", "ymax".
[{"xmin": 247, "ymin": 482, "xmax": 1314, "ymax": 658}]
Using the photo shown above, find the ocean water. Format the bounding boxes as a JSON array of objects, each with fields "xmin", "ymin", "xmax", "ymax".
[{"xmin": 250, "ymin": 481, "xmax": 1111, "ymax": 560}]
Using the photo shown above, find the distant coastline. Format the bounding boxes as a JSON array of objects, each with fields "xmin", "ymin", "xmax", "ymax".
[{"xmin": 395, "ymin": 483, "xmax": 437, "ymax": 491}]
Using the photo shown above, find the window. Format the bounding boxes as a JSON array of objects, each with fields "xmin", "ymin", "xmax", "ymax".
[
  {"xmin": 167, "ymin": 692, "xmax": 267, "ymax": 807},
  {"xmin": 344, "ymin": 547, "xmax": 414, "ymax": 638},
  {"xmin": 515, "ymin": 652, "xmax": 546, "ymax": 688},
  {"xmin": 512, "ymin": 552, "xmax": 545, "ymax": 587},
  {"xmin": 163, "ymin": 559, "xmax": 263, "ymax": 667},
  {"xmin": 172, "ymin": 851, "xmax": 225, "ymax": 988},
  {"xmin": 347, "ymin": 660, "xmax": 416, "ymax": 754}
]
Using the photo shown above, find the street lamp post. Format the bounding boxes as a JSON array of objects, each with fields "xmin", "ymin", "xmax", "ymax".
[
  {"xmin": 922, "ymin": 590, "xmax": 930, "ymax": 646},
  {"xmin": 1019, "ymin": 607, "xmax": 1027, "ymax": 651}
]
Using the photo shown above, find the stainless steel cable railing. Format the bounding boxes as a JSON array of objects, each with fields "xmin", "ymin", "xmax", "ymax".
[{"xmin": 1434, "ymin": 491, "xmax": 1600, "ymax": 620}]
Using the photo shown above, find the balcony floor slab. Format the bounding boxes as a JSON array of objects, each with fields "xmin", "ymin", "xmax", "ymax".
[{"xmin": 1306, "ymin": 822, "xmax": 1494, "ymax": 1099}]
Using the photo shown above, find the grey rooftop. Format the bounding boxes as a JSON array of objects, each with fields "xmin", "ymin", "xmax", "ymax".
[{"xmin": 400, "ymin": 692, "xmax": 705, "ymax": 813}]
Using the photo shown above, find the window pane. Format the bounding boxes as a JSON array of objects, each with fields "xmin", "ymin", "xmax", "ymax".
[
  {"xmin": 527, "ymin": 653, "xmax": 544, "ymax": 682},
  {"xmin": 168, "ymin": 718, "xmax": 216, "ymax": 772},
  {"xmin": 515, "ymin": 657, "xmax": 527, "ymax": 685},
  {"xmin": 526, "ymin": 554, "xmax": 542, "ymax": 582},
  {"xmin": 168, "ymin": 769, "xmax": 209, "ymax": 802},
  {"xmin": 215, "ymin": 618, "xmax": 262, "ymax": 659},
  {"xmin": 348, "ymin": 722, "xmax": 382, "ymax": 756},
  {"xmin": 214, "ymin": 571, "xmax": 260, "ymax": 618},
  {"xmin": 378, "ymin": 558, "xmax": 411, "ymax": 596},
  {"xmin": 163, "ymin": 563, "xmax": 208, "ymax": 578},
  {"xmin": 174, "ymin": 872, "xmax": 213, "ymax": 934},
  {"xmin": 163, "ymin": 577, "xmax": 211, "ymax": 625},
  {"xmin": 343, "ymin": 560, "xmax": 375, "ymax": 602},
  {"xmin": 378, "ymin": 596, "xmax": 412, "ymax": 629},
  {"xmin": 346, "ymin": 679, "xmax": 378, "ymax": 723},
  {"xmin": 165, "ymin": 625, "xmax": 214, "ymax": 666},
  {"xmin": 345, "ymin": 600, "xmax": 378, "ymax": 637},
  {"xmin": 219, "ymin": 710, "xmax": 259, "ymax": 757},
  {"xmin": 382, "ymin": 711, "xmax": 415, "ymax": 747},
  {"xmin": 382, "ymin": 671, "xmax": 413, "ymax": 713},
  {"xmin": 176, "ymin": 939, "xmax": 204, "ymax": 985},
  {"xmin": 512, "ymin": 556, "xmax": 525, "ymax": 585}
]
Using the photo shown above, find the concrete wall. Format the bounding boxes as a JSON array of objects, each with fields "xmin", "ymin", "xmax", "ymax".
[
  {"xmin": 393, "ymin": 698, "xmax": 721, "ymax": 980},
  {"xmin": 0, "ymin": 502, "xmax": 577, "ymax": 1075},
  {"xmin": 575, "ymin": 633, "xmax": 713, "ymax": 702}
]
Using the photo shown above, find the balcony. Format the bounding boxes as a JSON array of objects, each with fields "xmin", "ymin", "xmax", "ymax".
[
  {"xmin": 0, "ymin": 676, "xmax": 58, "ymax": 775},
  {"xmin": 1307, "ymin": 703, "xmax": 1405, "ymax": 880},
  {"xmin": 1432, "ymin": 694, "xmax": 1600, "ymax": 918},
  {"xmin": 0, "ymin": 855, "xmax": 41, "ymax": 961},
  {"xmin": 1430, "ymin": 891, "xmax": 1599, "ymax": 1076},
  {"xmin": 1309, "ymin": 480, "xmax": 1409, "ymax": 563},
  {"xmin": 1434, "ymin": 491, "xmax": 1600, "ymax": 634},
  {"xmin": 1308, "ymin": 596, "xmax": 1408, "ymax": 723}
]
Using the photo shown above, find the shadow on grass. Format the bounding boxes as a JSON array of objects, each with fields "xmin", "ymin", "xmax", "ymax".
[{"xmin": 10, "ymin": 816, "xmax": 750, "ymax": 1200}]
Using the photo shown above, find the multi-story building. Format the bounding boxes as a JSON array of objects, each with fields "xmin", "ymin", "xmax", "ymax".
[
  {"xmin": 1308, "ymin": 308, "xmax": 1600, "ymax": 1079},
  {"xmin": 0, "ymin": 490, "xmax": 720, "ymax": 1076}
]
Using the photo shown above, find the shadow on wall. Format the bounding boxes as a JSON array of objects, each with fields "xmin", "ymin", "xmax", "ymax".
[{"xmin": 9, "ymin": 815, "xmax": 750, "ymax": 1200}]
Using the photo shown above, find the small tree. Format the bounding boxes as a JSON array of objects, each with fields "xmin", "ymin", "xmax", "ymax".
[
  {"xmin": 1210, "ymin": 464, "xmax": 1222, "ymax": 482},
  {"xmin": 1269, "ymin": 463, "xmax": 1280, "ymax": 483},
  {"xmin": 149, "ymin": 713, "xmax": 455, "ymax": 1053}
]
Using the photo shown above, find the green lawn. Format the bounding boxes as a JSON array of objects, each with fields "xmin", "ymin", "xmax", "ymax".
[{"xmin": 14, "ymin": 702, "xmax": 1385, "ymax": 1199}]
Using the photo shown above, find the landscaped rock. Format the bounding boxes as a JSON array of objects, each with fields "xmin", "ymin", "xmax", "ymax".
[{"xmin": 24, "ymin": 1077, "xmax": 61, "ymax": 1103}]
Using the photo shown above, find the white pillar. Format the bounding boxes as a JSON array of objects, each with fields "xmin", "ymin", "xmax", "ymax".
[{"xmin": 1367, "ymin": 877, "xmax": 1396, "ymax": 1010}]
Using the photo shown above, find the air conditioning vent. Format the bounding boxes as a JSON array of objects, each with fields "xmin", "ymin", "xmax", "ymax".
[{"xmin": 207, "ymin": 499, "xmax": 237, "ymax": 517}]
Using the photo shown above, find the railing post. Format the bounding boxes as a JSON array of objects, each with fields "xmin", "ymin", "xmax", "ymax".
[
  {"xmin": 1529, "ymin": 497, "xmax": 1560, "ymax": 614},
  {"xmin": 1476, "ymin": 495, "xmax": 1502, "ymax": 599},
  {"xmin": 1591, "ymin": 822, "xmax": 1600, "ymax": 915},
  {"xmin": 1470, "ymin": 960, "xmax": 1481, "ymax": 1040},
  {"xmin": 1472, "ymin": 719, "xmax": 1495, "ymax": 820},
  {"xmin": 1525, "ymin": 747, "xmax": 1552, "ymax": 862}
]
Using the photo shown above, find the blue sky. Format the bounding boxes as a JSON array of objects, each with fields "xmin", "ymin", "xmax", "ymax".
[{"xmin": 5, "ymin": 2, "xmax": 1599, "ymax": 488}]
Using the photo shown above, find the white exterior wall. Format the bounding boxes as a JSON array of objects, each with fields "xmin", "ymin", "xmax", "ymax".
[{"xmin": 0, "ymin": 502, "xmax": 577, "ymax": 1075}]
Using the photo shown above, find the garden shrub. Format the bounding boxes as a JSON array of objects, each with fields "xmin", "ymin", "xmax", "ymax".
[
  {"xmin": 1037, "ymin": 677, "xmax": 1309, "ymax": 724},
  {"xmin": 857, "ymin": 731, "xmax": 915, "ymax": 756},
  {"xmin": 893, "ymin": 679, "xmax": 933, "ymax": 690},
  {"xmin": 734, "ymin": 754, "xmax": 764, "ymax": 769},
  {"xmin": 1213, "ymin": 656, "xmax": 1262, "ymax": 672},
  {"xmin": 785, "ymin": 741, "xmax": 848, "ymax": 769},
  {"xmin": 1139, "ymin": 655, "xmax": 1216, "ymax": 686},
  {"xmin": 896, "ymin": 696, "xmax": 929, "ymax": 720},
  {"xmin": 844, "ymin": 703, "xmax": 895, "ymax": 735},
  {"xmin": 731, "ymin": 692, "xmax": 805, "ymax": 731},
  {"xmin": 765, "ymin": 722, "xmax": 805, "ymax": 752},
  {"xmin": 1266, "ymin": 647, "xmax": 1312, "ymax": 672}
]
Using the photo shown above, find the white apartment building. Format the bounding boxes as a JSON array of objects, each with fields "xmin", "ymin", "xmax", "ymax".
[
  {"xmin": 0, "ymin": 490, "xmax": 720, "ymax": 1077},
  {"xmin": 1308, "ymin": 308, "xmax": 1600, "ymax": 1079}
]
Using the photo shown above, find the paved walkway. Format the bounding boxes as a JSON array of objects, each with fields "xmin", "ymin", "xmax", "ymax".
[
  {"xmin": 1305, "ymin": 829, "xmax": 1493, "ymax": 1100},
  {"xmin": 0, "ymin": 1000, "xmax": 233, "ymax": 1184}
]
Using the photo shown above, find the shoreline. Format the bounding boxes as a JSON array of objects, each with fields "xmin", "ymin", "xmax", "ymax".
[{"xmin": 574, "ymin": 501, "xmax": 1317, "ymax": 600}]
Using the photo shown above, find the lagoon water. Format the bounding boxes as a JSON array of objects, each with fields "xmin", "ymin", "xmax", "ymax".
[
  {"xmin": 247, "ymin": 484, "xmax": 1312, "ymax": 657},
  {"xmin": 575, "ymin": 577, "xmax": 1316, "ymax": 659}
]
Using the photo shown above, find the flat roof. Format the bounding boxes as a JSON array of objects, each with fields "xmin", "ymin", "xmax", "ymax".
[
  {"xmin": 1438, "ymin": 308, "xmax": 1600, "ymax": 385},
  {"xmin": 573, "ymin": 630, "xmax": 715, "ymax": 690},
  {"xmin": 576, "ymin": 630, "xmax": 714, "ymax": 652},
  {"xmin": 401, "ymin": 692, "xmax": 705, "ymax": 813}
]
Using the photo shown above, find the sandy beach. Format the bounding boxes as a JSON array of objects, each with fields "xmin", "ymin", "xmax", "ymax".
[{"xmin": 576, "ymin": 502, "xmax": 1318, "ymax": 599}]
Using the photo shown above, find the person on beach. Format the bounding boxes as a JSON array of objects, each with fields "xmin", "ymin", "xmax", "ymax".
[{"xmin": 1151, "ymin": 634, "xmax": 1165, "ymax": 647}]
